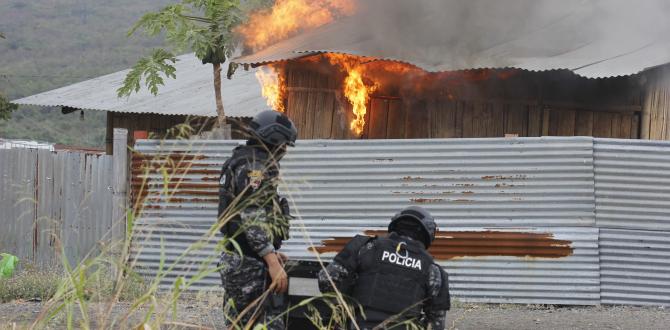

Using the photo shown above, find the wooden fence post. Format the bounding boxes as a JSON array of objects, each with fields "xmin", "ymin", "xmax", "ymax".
[{"xmin": 111, "ymin": 129, "xmax": 128, "ymax": 261}]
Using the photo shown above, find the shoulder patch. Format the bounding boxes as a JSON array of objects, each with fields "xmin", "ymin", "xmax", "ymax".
[{"xmin": 248, "ymin": 170, "xmax": 264, "ymax": 189}]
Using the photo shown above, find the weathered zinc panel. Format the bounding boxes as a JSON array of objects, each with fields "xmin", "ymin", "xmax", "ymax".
[
  {"xmin": 281, "ymin": 137, "xmax": 595, "ymax": 229},
  {"xmin": 599, "ymin": 228, "xmax": 670, "ymax": 306},
  {"xmin": 0, "ymin": 149, "xmax": 38, "ymax": 262},
  {"xmin": 0, "ymin": 149, "xmax": 114, "ymax": 267},
  {"xmin": 13, "ymin": 54, "xmax": 265, "ymax": 118},
  {"xmin": 130, "ymin": 137, "xmax": 599, "ymax": 303},
  {"xmin": 130, "ymin": 140, "xmax": 237, "ymax": 290},
  {"xmin": 594, "ymin": 139, "xmax": 670, "ymax": 230},
  {"xmin": 299, "ymin": 226, "xmax": 600, "ymax": 305}
]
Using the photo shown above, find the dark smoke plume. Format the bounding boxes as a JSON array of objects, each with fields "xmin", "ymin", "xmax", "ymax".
[{"xmin": 341, "ymin": 0, "xmax": 670, "ymax": 72}]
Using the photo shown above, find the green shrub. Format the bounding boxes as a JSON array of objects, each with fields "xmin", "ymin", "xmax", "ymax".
[{"xmin": 0, "ymin": 269, "xmax": 61, "ymax": 303}]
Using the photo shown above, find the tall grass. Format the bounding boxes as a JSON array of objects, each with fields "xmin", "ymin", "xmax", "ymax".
[{"xmin": 17, "ymin": 119, "xmax": 425, "ymax": 330}]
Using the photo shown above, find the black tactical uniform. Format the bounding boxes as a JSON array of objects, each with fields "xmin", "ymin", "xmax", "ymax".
[
  {"xmin": 318, "ymin": 206, "xmax": 450, "ymax": 330},
  {"xmin": 217, "ymin": 110, "xmax": 297, "ymax": 330}
]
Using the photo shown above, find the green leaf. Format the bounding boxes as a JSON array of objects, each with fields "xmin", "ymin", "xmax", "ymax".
[
  {"xmin": 126, "ymin": 209, "xmax": 135, "ymax": 239},
  {"xmin": 117, "ymin": 49, "xmax": 177, "ymax": 97},
  {"xmin": 128, "ymin": 4, "xmax": 189, "ymax": 38},
  {"xmin": 121, "ymin": 0, "xmax": 248, "ymax": 100},
  {"xmin": 0, "ymin": 253, "xmax": 19, "ymax": 278},
  {"xmin": 0, "ymin": 92, "xmax": 17, "ymax": 121}
]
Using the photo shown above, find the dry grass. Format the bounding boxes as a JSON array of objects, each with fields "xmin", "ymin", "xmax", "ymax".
[
  {"xmin": 0, "ymin": 265, "xmax": 148, "ymax": 305},
  {"xmin": 0, "ymin": 267, "xmax": 60, "ymax": 303},
  {"xmin": 1, "ymin": 122, "xmax": 404, "ymax": 329}
]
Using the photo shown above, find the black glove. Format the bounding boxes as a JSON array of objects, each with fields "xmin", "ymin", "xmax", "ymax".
[{"xmin": 279, "ymin": 197, "xmax": 292, "ymax": 218}]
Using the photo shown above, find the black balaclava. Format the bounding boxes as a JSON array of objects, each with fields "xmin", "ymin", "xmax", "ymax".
[{"xmin": 246, "ymin": 138, "xmax": 286, "ymax": 161}]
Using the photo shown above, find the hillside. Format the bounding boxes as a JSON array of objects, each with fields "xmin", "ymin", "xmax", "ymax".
[{"xmin": 0, "ymin": 0, "xmax": 173, "ymax": 147}]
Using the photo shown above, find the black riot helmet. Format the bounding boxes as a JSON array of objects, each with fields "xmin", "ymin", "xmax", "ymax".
[
  {"xmin": 248, "ymin": 110, "xmax": 298, "ymax": 147},
  {"xmin": 388, "ymin": 206, "xmax": 437, "ymax": 248}
]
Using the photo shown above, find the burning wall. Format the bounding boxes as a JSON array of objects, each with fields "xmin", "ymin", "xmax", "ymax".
[
  {"xmin": 252, "ymin": 54, "xmax": 642, "ymax": 140},
  {"xmin": 239, "ymin": 1, "xmax": 648, "ymax": 139},
  {"xmin": 253, "ymin": 53, "xmax": 521, "ymax": 136}
]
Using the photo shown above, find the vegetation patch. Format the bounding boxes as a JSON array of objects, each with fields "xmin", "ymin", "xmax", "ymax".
[{"xmin": 0, "ymin": 268, "xmax": 60, "ymax": 303}]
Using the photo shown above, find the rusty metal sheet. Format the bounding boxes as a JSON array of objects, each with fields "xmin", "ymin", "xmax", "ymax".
[
  {"xmin": 599, "ymin": 228, "xmax": 670, "ymax": 306},
  {"xmin": 594, "ymin": 139, "xmax": 670, "ymax": 231},
  {"xmin": 132, "ymin": 137, "xmax": 595, "ymax": 227},
  {"xmin": 130, "ymin": 137, "xmax": 599, "ymax": 302},
  {"xmin": 303, "ymin": 226, "xmax": 600, "ymax": 305}
]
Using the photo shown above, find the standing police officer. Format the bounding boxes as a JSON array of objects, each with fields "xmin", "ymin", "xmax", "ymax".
[
  {"xmin": 318, "ymin": 206, "xmax": 450, "ymax": 330},
  {"xmin": 217, "ymin": 110, "xmax": 297, "ymax": 329}
]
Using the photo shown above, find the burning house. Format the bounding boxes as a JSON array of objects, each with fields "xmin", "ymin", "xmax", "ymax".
[
  {"xmin": 91, "ymin": 0, "xmax": 670, "ymax": 308},
  {"xmin": 233, "ymin": 0, "xmax": 670, "ymax": 140}
]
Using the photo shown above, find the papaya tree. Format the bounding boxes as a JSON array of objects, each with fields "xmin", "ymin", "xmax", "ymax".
[
  {"xmin": 0, "ymin": 33, "xmax": 17, "ymax": 120},
  {"xmin": 117, "ymin": 0, "xmax": 247, "ymax": 128},
  {"xmin": 0, "ymin": 92, "xmax": 16, "ymax": 121}
]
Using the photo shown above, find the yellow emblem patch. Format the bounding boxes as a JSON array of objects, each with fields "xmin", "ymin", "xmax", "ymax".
[{"xmin": 248, "ymin": 170, "xmax": 263, "ymax": 189}]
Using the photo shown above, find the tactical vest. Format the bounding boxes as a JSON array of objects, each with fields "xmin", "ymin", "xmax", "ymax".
[
  {"xmin": 218, "ymin": 145, "xmax": 287, "ymax": 259},
  {"xmin": 351, "ymin": 233, "xmax": 433, "ymax": 321}
]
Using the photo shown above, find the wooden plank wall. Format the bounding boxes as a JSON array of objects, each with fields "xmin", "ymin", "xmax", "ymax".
[
  {"xmin": 285, "ymin": 68, "xmax": 357, "ymax": 139},
  {"xmin": 364, "ymin": 100, "xmax": 639, "ymax": 139},
  {"xmin": 642, "ymin": 65, "xmax": 670, "ymax": 140},
  {"xmin": 285, "ymin": 67, "xmax": 645, "ymax": 140}
]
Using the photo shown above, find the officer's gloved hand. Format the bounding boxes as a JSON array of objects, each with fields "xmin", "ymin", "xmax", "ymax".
[{"xmin": 279, "ymin": 197, "xmax": 291, "ymax": 217}]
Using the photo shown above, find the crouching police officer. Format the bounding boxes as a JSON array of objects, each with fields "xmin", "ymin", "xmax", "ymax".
[
  {"xmin": 318, "ymin": 206, "xmax": 450, "ymax": 329},
  {"xmin": 217, "ymin": 110, "xmax": 297, "ymax": 330}
]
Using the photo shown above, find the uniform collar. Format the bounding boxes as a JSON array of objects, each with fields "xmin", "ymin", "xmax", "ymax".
[{"xmin": 388, "ymin": 232, "xmax": 426, "ymax": 249}]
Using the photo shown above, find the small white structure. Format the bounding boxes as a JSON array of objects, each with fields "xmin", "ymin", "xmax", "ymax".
[{"xmin": 0, "ymin": 138, "xmax": 54, "ymax": 151}]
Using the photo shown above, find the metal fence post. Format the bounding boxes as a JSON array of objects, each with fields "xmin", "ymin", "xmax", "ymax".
[{"xmin": 111, "ymin": 129, "xmax": 128, "ymax": 265}]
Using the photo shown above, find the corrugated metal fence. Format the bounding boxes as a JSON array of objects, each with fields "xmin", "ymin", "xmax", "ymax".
[
  {"xmin": 594, "ymin": 139, "xmax": 670, "ymax": 306},
  {"xmin": 130, "ymin": 137, "xmax": 670, "ymax": 306},
  {"xmin": 0, "ymin": 149, "xmax": 113, "ymax": 266}
]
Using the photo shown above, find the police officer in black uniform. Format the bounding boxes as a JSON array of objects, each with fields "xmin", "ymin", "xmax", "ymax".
[
  {"xmin": 217, "ymin": 110, "xmax": 297, "ymax": 329},
  {"xmin": 318, "ymin": 206, "xmax": 450, "ymax": 330}
]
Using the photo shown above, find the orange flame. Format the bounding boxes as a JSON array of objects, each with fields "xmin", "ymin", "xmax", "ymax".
[
  {"xmin": 324, "ymin": 54, "xmax": 379, "ymax": 136},
  {"xmin": 281, "ymin": 53, "xmax": 521, "ymax": 136},
  {"xmin": 239, "ymin": 0, "xmax": 357, "ymax": 51},
  {"xmin": 343, "ymin": 67, "xmax": 377, "ymax": 135},
  {"xmin": 255, "ymin": 66, "xmax": 286, "ymax": 112}
]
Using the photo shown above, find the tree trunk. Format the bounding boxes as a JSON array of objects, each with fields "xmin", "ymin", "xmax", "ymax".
[{"xmin": 213, "ymin": 62, "xmax": 226, "ymax": 127}]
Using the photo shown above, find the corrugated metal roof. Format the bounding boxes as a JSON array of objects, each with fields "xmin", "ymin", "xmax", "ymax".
[
  {"xmin": 233, "ymin": 0, "xmax": 670, "ymax": 78},
  {"xmin": 12, "ymin": 54, "xmax": 267, "ymax": 118},
  {"xmin": 594, "ymin": 139, "xmax": 670, "ymax": 231}
]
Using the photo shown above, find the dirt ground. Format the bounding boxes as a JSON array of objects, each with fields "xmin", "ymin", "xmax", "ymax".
[{"xmin": 0, "ymin": 299, "xmax": 668, "ymax": 330}]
